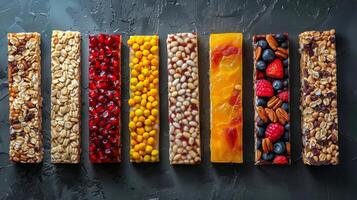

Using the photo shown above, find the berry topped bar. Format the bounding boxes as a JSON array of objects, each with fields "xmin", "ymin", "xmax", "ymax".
[
  {"xmin": 253, "ymin": 33, "xmax": 290, "ymax": 165},
  {"xmin": 167, "ymin": 33, "xmax": 201, "ymax": 164},
  {"xmin": 210, "ymin": 33, "xmax": 243, "ymax": 163},
  {"xmin": 299, "ymin": 29, "xmax": 339, "ymax": 165},
  {"xmin": 127, "ymin": 35, "xmax": 160, "ymax": 163},
  {"xmin": 88, "ymin": 34, "xmax": 122, "ymax": 163}
]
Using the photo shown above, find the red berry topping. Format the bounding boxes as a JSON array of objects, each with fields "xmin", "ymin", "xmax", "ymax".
[
  {"xmin": 256, "ymin": 71, "xmax": 265, "ymax": 80},
  {"xmin": 225, "ymin": 127, "xmax": 238, "ymax": 148},
  {"xmin": 88, "ymin": 34, "xmax": 121, "ymax": 163},
  {"xmin": 256, "ymin": 80, "xmax": 274, "ymax": 97},
  {"xmin": 266, "ymin": 59, "xmax": 284, "ymax": 79},
  {"xmin": 278, "ymin": 91, "xmax": 289, "ymax": 102},
  {"xmin": 265, "ymin": 123, "xmax": 284, "ymax": 142},
  {"xmin": 273, "ymin": 155, "xmax": 289, "ymax": 164}
]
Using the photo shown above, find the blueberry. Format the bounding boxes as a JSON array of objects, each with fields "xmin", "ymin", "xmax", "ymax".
[
  {"xmin": 262, "ymin": 49, "xmax": 275, "ymax": 62},
  {"xmin": 256, "ymin": 139, "xmax": 262, "ymax": 150},
  {"xmin": 274, "ymin": 141, "xmax": 286, "ymax": 154},
  {"xmin": 275, "ymin": 33, "xmax": 285, "ymax": 42},
  {"xmin": 258, "ymin": 40, "xmax": 268, "ymax": 49},
  {"xmin": 283, "ymin": 59, "xmax": 289, "ymax": 66},
  {"xmin": 256, "ymin": 60, "xmax": 266, "ymax": 71},
  {"xmin": 257, "ymin": 127, "xmax": 265, "ymax": 138},
  {"xmin": 262, "ymin": 152, "xmax": 275, "ymax": 161},
  {"xmin": 280, "ymin": 42, "xmax": 288, "ymax": 48},
  {"xmin": 273, "ymin": 80, "xmax": 283, "ymax": 91},
  {"xmin": 281, "ymin": 103, "xmax": 289, "ymax": 112},
  {"xmin": 257, "ymin": 118, "xmax": 266, "ymax": 127},
  {"xmin": 285, "ymin": 123, "xmax": 290, "ymax": 131},
  {"xmin": 283, "ymin": 131, "xmax": 289, "ymax": 141},
  {"xmin": 284, "ymin": 68, "xmax": 289, "ymax": 77},
  {"xmin": 256, "ymin": 98, "xmax": 267, "ymax": 107},
  {"xmin": 283, "ymin": 80, "xmax": 288, "ymax": 87}
]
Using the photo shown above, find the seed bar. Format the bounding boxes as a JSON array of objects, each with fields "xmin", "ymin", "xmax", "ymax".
[
  {"xmin": 8, "ymin": 32, "xmax": 43, "ymax": 163},
  {"xmin": 253, "ymin": 33, "xmax": 291, "ymax": 165},
  {"xmin": 50, "ymin": 30, "xmax": 81, "ymax": 164},
  {"xmin": 299, "ymin": 29, "xmax": 339, "ymax": 165},
  {"xmin": 210, "ymin": 33, "xmax": 243, "ymax": 163},
  {"xmin": 88, "ymin": 34, "xmax": 122, "ymax": 163},
  {"xmin": 167, "ymin": 33, "xmax": 201, "ymax": 164},
  {"xmin": 127, "ymin": 35, "xmax": 160, "ymax": 163}
]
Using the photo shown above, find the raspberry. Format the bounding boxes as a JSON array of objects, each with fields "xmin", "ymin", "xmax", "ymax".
[
  {"xmin": 278, "ymin": 91, "xmax": 289, "ymax": 102},
  {"xmin": 265, "ymin": 123, "xmax": 284, "ymax": 142},
  {"xmin": 273, "ymin": 155, "xmax": 288, "ymax": 164},
  {"xmin": 256, "ymin": 80, "xmax": 274, "ymax": 97}
]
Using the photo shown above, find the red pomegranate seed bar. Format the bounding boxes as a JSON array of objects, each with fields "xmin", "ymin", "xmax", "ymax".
[
  {"xmin": 88, "ymin": 34, "xmax": 122, "ymax": 163},
  {"xmin": 8, "ymin": 32, "xmax": 43, "ymax": 163},
  {"xmin": 253, "ymin": 33, "xmax": 291, "ymax": 165},
  {"xmin": 167, "ymin": 33, "xmax": 201, "ymax": 164}
]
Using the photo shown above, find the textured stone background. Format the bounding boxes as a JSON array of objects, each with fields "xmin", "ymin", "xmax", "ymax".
[{"xmin": 0, "ymin": 0, "xmax": 356, "ymax": 199}]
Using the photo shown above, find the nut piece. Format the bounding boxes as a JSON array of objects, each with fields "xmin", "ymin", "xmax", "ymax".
[
  {"xmin": 50, "ymin": 30, "xmax": 81, "ymax": 164},
  {"xmin": 276, "ymin": 108, "xmax": 289, "ymax": 125},
  {"xmin": 299, "ymin": 29, "xmax": 339, "ymax": 165},
  {"xmin": 257, "ymin": 106, "xmax": 268, "ymax": 122},
  {"xmin": 266, "ymin": 34, "xmax": 278, "ymax": 50},
  {"xmin": 265, "ymin": 108, "xmax": 277, "ymax": 123},
  {"xmin": 8, "ymin": 32, "xmax": 43, "ymax": 163},
  {"xmin": 262, "ymin": 138, "xmax": 273, "ymax": 153},
  {"xmin": 167, "ymin": 33, "xmax": 201, "ymax": 164}
]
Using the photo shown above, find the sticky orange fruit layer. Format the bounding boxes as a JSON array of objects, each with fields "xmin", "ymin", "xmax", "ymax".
[{"xmin": 210, "ymin": 33, "xmax": 243, "ymax": 163}]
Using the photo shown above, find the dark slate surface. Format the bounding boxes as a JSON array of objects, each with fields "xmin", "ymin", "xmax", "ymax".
[{"xmin": 0, "ymin": 0, "xmax": 356, "ymax": 199}]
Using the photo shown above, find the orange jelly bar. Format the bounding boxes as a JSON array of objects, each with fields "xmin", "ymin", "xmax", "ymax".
[{"xmin": 210, "ymin": 33, "xmax": 243, "ymax": 163}]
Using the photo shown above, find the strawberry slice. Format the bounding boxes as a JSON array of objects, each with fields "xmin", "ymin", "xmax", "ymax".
[
  {"xmin": 225, "ymin": 127, "xmax": 238, "ymax": 148},
  {"xmin": 266, "ymin": 59, "xmax": 284, "ymax": 79},
  {"xmin": 273, "ymin": 155, "xmax": 289, "ymax": 164}
]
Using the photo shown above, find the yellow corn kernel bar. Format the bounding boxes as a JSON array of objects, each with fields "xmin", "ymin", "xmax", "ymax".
[
  {"xmin": 127, "ymin": 35, "xmax": 159, "ymax": 163},
  {"xmin": 50, "ymin": 30, "xmax": 81, "ymax": 164},
  {"xmin": 210, "ymin": 33, "xmax": 243, "ymax": 163}
]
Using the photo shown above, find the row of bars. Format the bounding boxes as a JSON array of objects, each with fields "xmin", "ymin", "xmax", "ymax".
[{"xmin": 7, "ymin": 30, "xmax": 339, "ymax": 165}]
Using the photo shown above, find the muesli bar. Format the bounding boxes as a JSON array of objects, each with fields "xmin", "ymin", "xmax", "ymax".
[
  {"xmin": 253, "ymin": 33, "xmax": 291, "ymax": 165},
  {"xmin": 167, "ymin": 33, "xmax": 201, "ymax": 164},
  {"xmin": 210, "ymin": 33, "xmax": 243, "ymax": 163},
  {"xmin": 127, "ymin": 35, "xmax": 159, "ymax": 163},
  {"xmin": 299, "ymin": 29, "xmax": 339, "ymax": 165},
  {"xmin": 88, "ymin": 34, "xmax": 122, "ymax": 163},
  {"xmin": 8, "ymin": 32, "xmax": 43, "ymax": 163},
  {"xmin": 50, "ymin": 30, "xmax": 81, "ymax": 163}
]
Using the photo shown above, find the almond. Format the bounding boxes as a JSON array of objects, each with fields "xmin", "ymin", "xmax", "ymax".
[
  {"xmin": 255, "ymin": 46, "xmax": 262, "ymax": 61},
  {"xmin": 275, "ymin": 51, "xmax": 288, "ymax": 59},
  {"xmin": 256, "ymin": 149, "xmax": 262, "ymax": 161},
  {"xmin": 277, "ymin": 47, "xmax": 289, "ymax": 55},
  {"xmin": 262, "ymin": 138, "xmax": 273, "ymax": 153},
  {"xmin": 286, "ymin": 142, "xmax": 291, "ymax": 155},
  {"xmin": 265, "ymin": 108, "xmax": 277, "ymax": 123},
  {"xmin": 266, "ymin": 34, "xmax": 278, "ymax": 50},
  {"xmin": 257, "ymin": 106, "xmax": 268, "ymax": 122}
]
